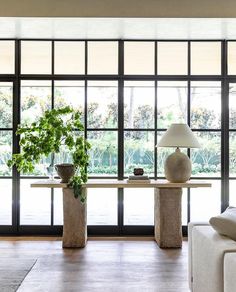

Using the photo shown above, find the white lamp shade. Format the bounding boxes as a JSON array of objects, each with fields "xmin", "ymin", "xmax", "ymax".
[{"xmin": 158, "ymin": 123, "xmax": 201, "ymax": 148}]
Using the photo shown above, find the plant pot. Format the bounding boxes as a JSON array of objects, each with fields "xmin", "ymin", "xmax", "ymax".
[{"xmin": 55, "ymin": 163, "xmax": 75, "ymax": 183}]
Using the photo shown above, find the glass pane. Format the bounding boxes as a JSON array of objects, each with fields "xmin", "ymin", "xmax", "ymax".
[
  {"xmin": 191, "ymin": 42, "xmax": 221, "ymax": 75},
  {"xmin": 54, "ymin": 189, "xmax": 63, "ymax": 225},
  {"xmin": 0, "ymin": 82, "xmax": 13, "ymax": 128},
  {"xmin": 157, "ymin": 81, "xmax": 187, "ymax": 128},
  {"xmin": 54, "ymin": 41, "xmax": 85, "ymax": 74},
  {"xmin": 191, "ymin": 132, "xmax": 221, "ymax": 177},
  {"xmin": 0, "ymin": 131, "xmax": 12, "ymax": 176},
  {"xmin": 20, "ymin": 81, "xmax": 51, "ymax": 175},
  {"xmin": 191, "ymin": 81, "xmax": 221, "ymax": 129},
  {"xmin": 124, "ymin": 188, "xmax": 187, "ymax": 226},
  {"xmin": 21, "ymin": 80, "xmax": 51, "ymax": 125},
  {"xmin": 227, "ymin": 42, "xmax": 236, "ymax": 75},
  {"xmin": 229, "ymin": 83, "xmax": 236, "ymax": 129},
  {"xmin": 229, "ymin": 180, "xmax": 236, "ymax": 206},
  {"xmin": 124, "ymin": 42, "xmax": 155, "ymax": 75},
  {"xmin": 20, "ymin": 179, "xmax": 51, "ymax": 225},
  {"xmin": 87, "ymin": 188, "xmax": 117, "ymax": 225},
  {"xmin": 0, "ymin": 179, "xmax": 12, "ymax": 225},
  {"xmin": 190, "ymin": 180, "xmax": 221, "ymax": 221},
  {"xmin": 124, "ymin": 81, "xmax": 155, "ymax": 129},
  {"xmin": 157, "ymin": 132, "xmax": 187, "ymax": 177},
  {"xmin": 124, "ymin": 131, "xmax": 154, "ymax": 176},
  {"xmin": 229, "ymin": 132, "xmax": 236, "ymax": 177},
  {"xmin": 88, "ymin": 42, "xmax": 118, "ymax": 74},
  {"xmin": 87, "ymin": 81, "xmax": 118, "ymax": 128},
  {"xmin": 157, "ymin": 42, "xmax": 188, "ymax": 75},
  {"xmin": 87, "ymin": 131, "xmax": 118, "ymax": 176},
  {"xmin": 21, "ymin": 41, "xmax": 52, "ymax": 74},
  {"xmin": 182, "ymin": 190, "xmax": 188, "ymax": 225},
  {"xmin": 124, "ymin": 188, "xmax": 154, "ymax": 225},
  {"xmin": 0, "ymin": 41, "xmax": 14, "ymax": 74},
  {"xmin": 54, "ymin": 81, "xmax": 84, "ymax": 117},
  {"xmin": 54, "ymin": 131, "xmax": 81, "ymax": 166}
]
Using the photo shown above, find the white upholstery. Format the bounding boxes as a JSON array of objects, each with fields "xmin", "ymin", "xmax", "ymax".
[
  {"xmin": 224, "ymin": 254, "xmax": 236, "ymax": 292},
  {"xmin": 188, "ymin": 222, "xmax": 210, "ymax": 291},
  {"xmin": 188, "ymin": 223, "xmax": 236, "ymax": 292}
]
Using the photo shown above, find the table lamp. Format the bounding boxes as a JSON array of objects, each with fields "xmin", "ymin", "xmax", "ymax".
[{"xmin": 157, "ymin": 123, "xmax": 201, "ymax": 183}]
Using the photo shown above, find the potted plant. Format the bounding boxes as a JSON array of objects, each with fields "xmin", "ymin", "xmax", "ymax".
[{"xmin": 7, "ymin": 106, "xmax": 91, "ymax": 202}]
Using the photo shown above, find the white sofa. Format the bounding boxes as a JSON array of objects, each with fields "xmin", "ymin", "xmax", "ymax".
[{"xmin": 188, "ymin": 222, "xmax": 236, "ymax": 292}]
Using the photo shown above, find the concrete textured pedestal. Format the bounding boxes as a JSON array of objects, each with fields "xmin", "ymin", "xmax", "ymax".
[
  {"xmin": 62, "ymin": 188, "xmax": 87, "ymax": 248},
  {"xmin": 154, "ymin": 188, "xmax": 182, "ymax": 248}
]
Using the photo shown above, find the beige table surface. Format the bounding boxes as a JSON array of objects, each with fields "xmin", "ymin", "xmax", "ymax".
[{"xmin": 31, "ymin": 179, "xmax": 212, "ymax": 189}]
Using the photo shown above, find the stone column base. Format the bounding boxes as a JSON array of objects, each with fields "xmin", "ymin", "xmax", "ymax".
[
  {"xmin": 62, "ymin": 188, "xmax": 87, "ymax": 248},
  {"xmin": 154, "ymin": 188, "xmax": 182, "ymax": 248}
]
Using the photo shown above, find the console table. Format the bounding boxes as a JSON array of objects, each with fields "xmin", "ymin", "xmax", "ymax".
[{"xmin": 31, "ymin": 179, "xmax": 211, "ymax": 248}]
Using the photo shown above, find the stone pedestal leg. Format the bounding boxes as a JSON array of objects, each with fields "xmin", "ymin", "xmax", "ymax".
[
  {"xmin": 154, "ymin": 188, "xmax": 182, "ymax": 248},
  {"xmin": 62, "ymin": 188, "xmax": 87, "ymax": 248}
]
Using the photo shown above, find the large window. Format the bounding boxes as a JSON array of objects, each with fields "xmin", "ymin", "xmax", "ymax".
[{"xmin": 0, "ymin": 40, "xmax": 233, "ymax": 235}]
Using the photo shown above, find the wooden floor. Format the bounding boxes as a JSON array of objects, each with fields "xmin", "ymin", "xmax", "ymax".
[{"xmin": 0, "ymin": 237, "xmax": 190, "ymax": 292}]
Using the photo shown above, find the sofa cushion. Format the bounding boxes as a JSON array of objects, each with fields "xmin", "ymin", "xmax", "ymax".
[{"xmin": 209, "ymin": 207, "xmax": 236, "ymax": 241}]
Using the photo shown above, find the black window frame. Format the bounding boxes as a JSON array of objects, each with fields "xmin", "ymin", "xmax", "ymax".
[{"xmin": 0, "ymin": 39, "xmax": 233, "ymax": 236}]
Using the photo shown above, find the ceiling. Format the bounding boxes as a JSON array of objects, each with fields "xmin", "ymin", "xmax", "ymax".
[{"xmin": 1, "ymin": 17, "xmax": 236, "ymax": 39}]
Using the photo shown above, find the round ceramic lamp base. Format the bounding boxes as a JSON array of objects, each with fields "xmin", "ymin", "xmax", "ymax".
[{"xmin": 164, "ymin": 148, "xmax": 191, "ymax": 183}]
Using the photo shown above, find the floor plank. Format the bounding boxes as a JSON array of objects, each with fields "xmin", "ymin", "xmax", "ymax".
[{"xmin": 0, "ymin": 237, "xmax": 190, "ymax": 292}]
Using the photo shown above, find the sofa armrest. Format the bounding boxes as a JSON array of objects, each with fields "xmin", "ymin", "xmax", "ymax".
[
  {"xmin": 191, "ymin": 226, "xmax": 236, "ymax": 292},
  {"xmin": 224, "ymin": 253, "xmax": 236, "ymax": 292},
  {"xmin": 188, "ymin": 222, "xmax": 210, "ymax": 290}
]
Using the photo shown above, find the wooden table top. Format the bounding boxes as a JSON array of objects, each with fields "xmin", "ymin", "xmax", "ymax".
[{"xmin": 31, "ymin": 179, "xmax": 212, "ymax": 189}]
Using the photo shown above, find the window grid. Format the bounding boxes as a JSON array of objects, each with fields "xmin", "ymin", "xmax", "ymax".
[{"xmin": 0, "ymin": 39, "xmax": 233, "ymax": 236}]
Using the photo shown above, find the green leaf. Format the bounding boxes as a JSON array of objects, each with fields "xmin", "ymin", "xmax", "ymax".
[{"xmin": 7, "ymin": 106, "xmax": 91, "ymax": 198}]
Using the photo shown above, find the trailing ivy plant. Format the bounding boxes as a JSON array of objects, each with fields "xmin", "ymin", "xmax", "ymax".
[{"xmin": 7, "ymin": 106, "xmax": 91, "ymax": 202}]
